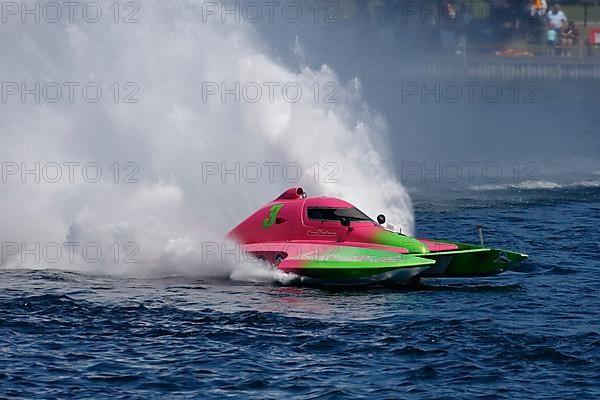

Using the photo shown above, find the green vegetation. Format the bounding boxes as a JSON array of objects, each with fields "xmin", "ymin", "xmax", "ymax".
[{"xmin": 562, "ymin": 4, "xmax": 600, "ymax": 23}]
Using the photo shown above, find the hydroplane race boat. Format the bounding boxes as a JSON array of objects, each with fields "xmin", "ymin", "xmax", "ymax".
[{"xmin": 227, "ymin": 188, "xmax": 528, "ymax": 286}]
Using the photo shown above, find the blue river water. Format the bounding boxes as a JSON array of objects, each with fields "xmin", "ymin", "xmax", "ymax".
[{"xmin": 1, "ymin": 186, "xmax": 599, "ymax": 399}]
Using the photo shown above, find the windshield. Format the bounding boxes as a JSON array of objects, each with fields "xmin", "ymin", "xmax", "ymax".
[{"xmin": 307, "ymin": 207, "xmax": 373, "ymax": 222}]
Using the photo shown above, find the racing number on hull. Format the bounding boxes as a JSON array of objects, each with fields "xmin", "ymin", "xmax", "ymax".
[{"xmin": 263, "ymin": 204, "xmax": 284, "ymax": 228}]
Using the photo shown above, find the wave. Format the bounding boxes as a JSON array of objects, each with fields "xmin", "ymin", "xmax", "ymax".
[{"xmin": 470, "ymin": 179, "xmax": 600, "ymax": 192}]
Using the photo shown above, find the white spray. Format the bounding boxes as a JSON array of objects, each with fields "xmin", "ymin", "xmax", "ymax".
[{"xmin": 0, "ymin": 0, "xmax": 413, "ymax": 278}]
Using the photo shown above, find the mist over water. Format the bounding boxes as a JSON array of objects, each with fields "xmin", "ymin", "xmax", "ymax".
[
  {"xmin": 2, "ymin": 0, "xmax": 597, "ymax": 275},
  {"xmin": 0, "ymin": 0, "xmax": 414, "ymax": 275}
]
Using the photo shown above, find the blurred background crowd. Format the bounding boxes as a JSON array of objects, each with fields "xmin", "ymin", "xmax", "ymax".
[{"xmin": 329, "ymin": 0, "xmax": 600, "ymax": 58}]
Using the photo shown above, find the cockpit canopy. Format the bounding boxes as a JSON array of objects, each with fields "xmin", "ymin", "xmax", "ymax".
[{"xmin": 306, "ymin": 206, "xmax": 373, "ymax": 223}]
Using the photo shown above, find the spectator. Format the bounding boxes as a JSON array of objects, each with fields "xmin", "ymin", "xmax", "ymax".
[
  {"xmin": 525, "ymin": 0, "xmax": 537, "ymax": 17},
  {"xmin": 546, "ymin": 4, "xmax": 567, "ymax": 31},
  {"xmin": 523, "ymin": 0, "xmax": 545, "ymax": 43},
  {"xmin": 446, "ymin": 3, "xmax": 458, "ymax": 20},
  {"xmin": 560, "ymin": 21, "xmax": 579, "ymax": 56},
  {"xmin": 546, "ymin": 23, "xmax": 558, "ymax": 55},
  {"xmin": 525, "ymin": 0, "xmax": 547, "ymax": 17},
  {"xmin": 559, "ymin": 21, "xmax": 568, "ymax": 56},
  {"xmin": 440, "ymin": 2, "xmax": 464, "ymax": 55},
  {"xmin": 534, "ymin": 0, "xmax": 548, "ymax": 16}
]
